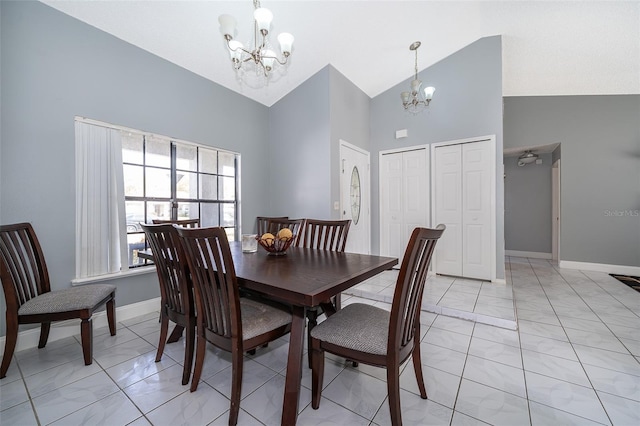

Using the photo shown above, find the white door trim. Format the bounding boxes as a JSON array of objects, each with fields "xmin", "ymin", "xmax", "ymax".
[
  {"xmin": 552, "ymin": 159, "xmax": 561, "ymax": 262},
  {"xmin": 430, "ymin": 135, "xmax": 497, "ymax": 281},
  {"xmin": 339, "ymin": 139, "xmax": 371, "ymax": 254},
  {"xmin": 379, "ymin": 144, "xmax": 430, "ymax": 157}
]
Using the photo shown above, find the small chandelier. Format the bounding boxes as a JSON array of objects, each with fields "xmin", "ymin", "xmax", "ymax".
[
  {"xmin": 218, "ymin": 0, "xmax": 294, "ymax": 85},
  {"xmin": 401, "ymin": 41, "xmax": 435, "ymax": 114}
]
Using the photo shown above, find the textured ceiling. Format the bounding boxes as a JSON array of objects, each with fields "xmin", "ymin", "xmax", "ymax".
[{"xmin": 42, "ymin": 0, "xmax": 640, "ymax": 106}]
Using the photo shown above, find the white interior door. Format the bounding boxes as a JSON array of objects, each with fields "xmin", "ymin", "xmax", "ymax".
[
  {"xmin": 379, "ymin": 148, "xmax": 429, "ymax": 261},
  {"xmin": 433, "ymin": 137, "xmax": 495, "ymax": 281},
  {"xmin": 434, "ymin": 144, "xmax": 463, "ymax": 276},
  {"xmin": 380, "ymin": 152, "xmax": 404, "ymax": 258},
  {"xmin": 340, "ymin": 141, "xmax": 370, "ymax": 254},
  {"xmin": 462, "ymin": 140, "xmax": 492, "ymax": 279},
  {"xmin": 402, "ymin": 149, "xmax": 429, "ymax": 254}
]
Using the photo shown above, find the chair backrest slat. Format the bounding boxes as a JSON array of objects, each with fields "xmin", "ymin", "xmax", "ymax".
[
  {"xmin": 297, "ymin": 219, "xmax": 351, "ymax": 252},
  {"xmin": 176, "ymin": 227, "xmax": 240, "ymax": 340},
  {"xmin": 0, "ymin": 223, "xmax": 50, "ymax": 311},
  {"xmin": 141, "ymin": 224, "xmax": 193, "ymax": 317},
  {"xmin": 389, "ymin": 226, "xmax": 445, "ymax": 355}
]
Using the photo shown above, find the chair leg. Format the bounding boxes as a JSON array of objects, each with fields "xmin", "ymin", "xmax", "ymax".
[
  {"xmin": 106, "ymin": 297, "xmax": 116, "ymax": 336},
  {"xmin": 1, "ymin": 319, "xmax": 18, "ymax": 379},
  {"xmin": 412, "ymin": 341, "xmax": 428, "ymax": 399},
  {"xmin": 229, "ymin": 349, "xmax": 243, "ymax": 426},
  {"xmin": 156, "ymin": 315, "xmax": 169, "ymax": 362},
  {"xmin": 80, "ymin": 318, "xmax": 93, "ymax": 365},
  {"xmin": 387, "ymin": 365, "xmax": 402, "ymax": 426},
  {"xmin": 190, "ymin": 337, "xmax": 207, "ymax": 392},
  {"xmin": 306, "ymin": 310, "xmax": 318, "ymax": 367},
  {"xmin": 38, "ymin": 322, "xmax": 51, "ymax": 348},
  {"xmin": 310, "ymin": 338, "xmax": 324, "ymax": 409},
  {"xmin": 182, "ymin": 323, "xmax": 195, "ymax": 386}
]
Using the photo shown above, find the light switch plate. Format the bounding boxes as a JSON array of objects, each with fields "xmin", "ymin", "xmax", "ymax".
[{"xmin": 395, "ymin": 129, "xmax": 408, "ymax": 139}]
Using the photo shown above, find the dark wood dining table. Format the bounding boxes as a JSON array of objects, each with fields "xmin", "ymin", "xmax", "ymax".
[
  {"xmin": 230, "ymin": 242, "xmax": 396, "ymax": 425},
  {"xmin": 140, "ymin": 241, "xmax": 397, "ymax": 424}
]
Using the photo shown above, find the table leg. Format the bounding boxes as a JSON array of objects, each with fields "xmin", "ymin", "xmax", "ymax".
[
  {"xmin": 282, "ymin": 305, "xmax": 305, "ymax": 425},
  {"xmin": 167, "ymin": 324, "xmax": 184, "ymax": 343}
]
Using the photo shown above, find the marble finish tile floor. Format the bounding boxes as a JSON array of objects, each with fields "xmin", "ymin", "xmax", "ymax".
[
  {"xmin": 1, "ymin": 257, "xmax": 639, "ymax": 425},
  {"xmin": 345, "ymin": 265, "xmax": 518, "ymax": 329}
]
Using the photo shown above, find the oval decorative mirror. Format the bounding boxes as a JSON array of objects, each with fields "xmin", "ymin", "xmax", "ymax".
[{"xmin": 350, "ymin": 166, "xmax": 361, "ymax": 225}]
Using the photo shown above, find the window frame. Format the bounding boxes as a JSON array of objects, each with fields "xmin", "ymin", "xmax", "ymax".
[{"xmin": 123, "ymin": 132, "xmax": 240, "ymax": 268}]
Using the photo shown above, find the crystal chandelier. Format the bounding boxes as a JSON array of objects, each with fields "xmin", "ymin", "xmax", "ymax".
[
  {"xmin": 401, "ymin": 41, "xmax": 435, "ymax": 114},
  {"xmin": 218, "ymin": 0, "xmax": 294, "ymax": 86}
]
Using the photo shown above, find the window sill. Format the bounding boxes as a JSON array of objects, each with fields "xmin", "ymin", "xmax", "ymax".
[{"xmin": 72, "ymin": 266, "xmax": 156, "ymax": 286}]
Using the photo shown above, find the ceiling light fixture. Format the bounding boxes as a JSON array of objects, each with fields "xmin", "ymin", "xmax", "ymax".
[
  {"xmin": 218, "ymin": 0, "xmax": 294, "ymax": 86},
  {"xmin": 401, "ymin": 41, "xmax": 435, "ymax": 114},
  {"xmin": 517, "ymin": 150, "xmax": 539, "ymax": 166}
]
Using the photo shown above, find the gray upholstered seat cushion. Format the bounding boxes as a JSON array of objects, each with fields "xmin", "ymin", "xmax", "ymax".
[
  {"xmin": 18, "ymin": 284, "xmax": 116, "ymax": 315},
  {"xmin": 310, "ymin": 303, "xmax": 389, "ymax": 355},
  {"xmin": 240, "ymin": 298, "xmax": 291, "ymax": 340}
]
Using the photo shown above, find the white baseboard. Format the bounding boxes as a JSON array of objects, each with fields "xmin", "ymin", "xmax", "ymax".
[
  {"xmin": 0, "ymin": 297, "xmax": 160, "ymax": 354},
  {"xmin": 559, "ymin": 261, "xmax": 640, "ymax": 276},
  {"xmin": 505, "ymin": 250, "xmax": 552, "ymax": 259}
]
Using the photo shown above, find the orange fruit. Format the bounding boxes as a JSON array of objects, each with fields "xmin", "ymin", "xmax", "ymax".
[
  {"xmin": 261, "ymin": 233, "xmax": 275, "ymax": 246},
  {"xmin": 277, "ymin": 228, "xmax": 293, "ymax": 241}
]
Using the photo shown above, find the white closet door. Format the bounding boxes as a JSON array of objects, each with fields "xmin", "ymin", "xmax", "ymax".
[
  {"xmin": 462, "ymin": 140, "xmax": 492, "ymax": 279},
  {"xmin": 380, "ymin": 153, "xmax": 404, "ymax": 259},
  {"xmin": 380, "ymin": 148, "xmax": 429, "ymax": 261},
  {"xmin": 434, "ymin": 144, "xmax": 463, "ymax": 276},
  {"xmin": 402, "ymin": 149, "xmax": 429, "ymax": 256}
]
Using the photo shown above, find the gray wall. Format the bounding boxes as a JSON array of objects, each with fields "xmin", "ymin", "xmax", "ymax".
[
  {"xmin": 329, "ymin": 66, "xmax": 371, "ymax": 219},
  {"xmin": 0, "ymin": 1, "xmax": 270, "ymax": 335},
  {"xmin": 504, "ymin": 153, "xmax": 553, "ymax": 253},
  {"xmin": 504, "ymin": 95, "xmax": 640, "ymax": 267},
  {"xmin": 268, "ymin": 67, "xmax": 331, "ymax": 219},
  {"xmin": 370, "ymin": 36, "xmax": 505, "ymax": 279},
  {"xmin": 268, "ymin": 65, "xmax": 372, "ymax": 221}
]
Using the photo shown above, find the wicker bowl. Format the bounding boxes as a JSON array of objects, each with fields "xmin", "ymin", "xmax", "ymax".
[{"xmin": 257, "ymin": 234, "xmax": 296, "ymax": 255}]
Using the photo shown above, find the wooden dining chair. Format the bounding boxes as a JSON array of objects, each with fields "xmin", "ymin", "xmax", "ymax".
[
  {"xmin": 296, "ymin": 219, "xmax": 351, "ymax": 364},
  {"xmin": 266, "ymin": 218, "xmax": 305, "ymax": 244},
  {"xmin": 255, "ymin": 216, "xmax": 287, "ymax": 236},
  {"xmin": 0, "ymin": 222, "xmax": 116, "ymax": 379},
  {"xmin": 297, "ymin": 219, "xmax": 351, "ymax": 252},
  {"xmin": 175, "ymin": 226, "xmax": 292, "ymax": 426},
  {"xmin": 309, "ymin": 225, "xmax": 445, "ymax": 426},
  {"xmin": 141, "ymin": 223, "xmax": 196, "ymax": 386},
  {"xmin": 152, "ymin": 218, "xmax": 200, "ymax": 228}
]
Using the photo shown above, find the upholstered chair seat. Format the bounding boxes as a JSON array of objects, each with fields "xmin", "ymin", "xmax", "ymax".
[
  {"xmin": 240, "ymin": 298, "xmax": 292, "ymax": 340},
  {"xmin": 310, "ymin": 303, "xmax": 389, "ymax": 355},
  {"xmin": 18, "ymin": 284, "xmax": 116, "ymax": 316}
]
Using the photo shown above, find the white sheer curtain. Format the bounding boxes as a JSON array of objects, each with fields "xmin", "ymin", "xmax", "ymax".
[{"xmin": 75, "ymin": 120, "xmax": 128, "ymax": 278}]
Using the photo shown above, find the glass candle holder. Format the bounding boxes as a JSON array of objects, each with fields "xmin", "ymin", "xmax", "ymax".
[{"xmin": 242, "ymin": 234, "xmax": 258, "ymax": 253}]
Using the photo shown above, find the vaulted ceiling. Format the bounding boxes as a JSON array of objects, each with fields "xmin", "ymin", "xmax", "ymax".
[{"xmin": 42, "ymin": 0, "xmax": 640, "ymax": 106}]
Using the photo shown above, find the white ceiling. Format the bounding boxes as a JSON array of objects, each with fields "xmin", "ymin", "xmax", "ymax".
[{"xmin": 42, "ymin": 0, "xmax": 640, "ymax": 107}]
